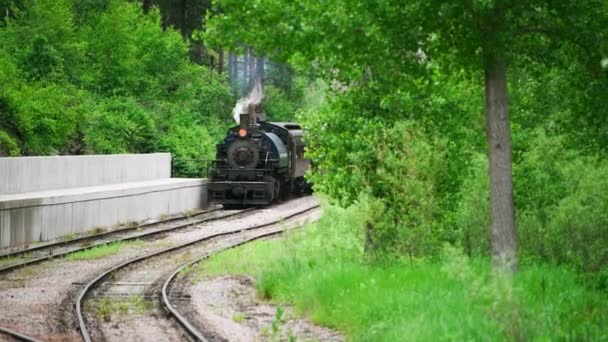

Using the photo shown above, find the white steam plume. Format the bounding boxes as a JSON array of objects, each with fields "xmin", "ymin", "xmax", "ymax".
[{"xmin": 232, "ymin": 78, "xmax": 264, "ymax": 123}]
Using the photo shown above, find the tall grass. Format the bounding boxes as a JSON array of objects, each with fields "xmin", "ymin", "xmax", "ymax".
[{"xmin": 201, "ymin": 201, "xmax": 608, "ymax": 341}]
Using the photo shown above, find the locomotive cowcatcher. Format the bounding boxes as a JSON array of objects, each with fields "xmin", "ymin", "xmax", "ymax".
[{"xmin": 207, "ymin": 104, "xmax": 310, "ymax": 207}]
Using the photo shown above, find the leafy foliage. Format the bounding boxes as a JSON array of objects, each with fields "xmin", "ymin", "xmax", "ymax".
[
  {"xmin": 455, "ymin": 132, "xmax": 608, "ymax": 287},
  {"xmin": 0, "ymin": 130, "xmax": 20, "ymax": 156},
  {"xmin": 514, "ymin": 132, "xmax": 608, "ymax": 285},
  {"xmin": 8, "ymin": 82, "xmax": 84, "ymax": 154},
  {"xmin": 84, "ymin": 96, "xmax": 157, "ymax": 154},
  {"xmin": 262, "ymin": 85, "xmax": 299, "ymax": 122},
  {"xmin": 160, "ymin": 121, "xmax": 216, "ymax": 177},
  {"xmin": 0, "ymin": 0, "xmax": 234, "ymax": 168}
]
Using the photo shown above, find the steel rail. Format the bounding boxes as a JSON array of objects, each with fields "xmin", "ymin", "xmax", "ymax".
[
  {"xmin": 0, "ymin": 208, "xmax": 254, "ymax": 274},
  {"xmin": 0, "ymin": 326, "xmax": 43, "ymax": 342},
  {"xmin": 0, "ymin": 208, "xmax": 217, "ymax": 259},
  {"xmin": 161, "ymin": 228, "xmax": 294, "ymax": 341},
  {"xmin": 76, "ymin": 204, "xmax": 319, "ymax": 342}
]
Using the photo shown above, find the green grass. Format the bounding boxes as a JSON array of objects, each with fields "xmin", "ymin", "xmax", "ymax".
[
  {"xmin": 58, "ymin": 233, "xmax": 78, "ymax": 241},
  {"xmin": 232, "ymin": 312, "xmax": 246, "ymax": 323},
  {"xmin": 0, "ymin": 255, "xmax": 19, "ymax": 267},
  {"xmin": 88, "ymin": 226, "xmax": 107, "ymax": 235},
  {"xmin": 67, "ymin": 240, "xmax": 141, "ymax": 261},
  {"xmin": 93, "ymin": 295, "xmax": 151, "ymax": 321},
  {"xmin": 199, "ymin": 202, "xmax": 608, "ymax": 341}
]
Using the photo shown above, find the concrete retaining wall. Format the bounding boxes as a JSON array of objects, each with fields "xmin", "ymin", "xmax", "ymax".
[
  {"xmin": 0, "ymin": 153, "xmax": 209, "ymax": 249},
  {"xmin": 0, "ymin": 179, "xmax": 207, "ymax": 248},
  {"xmin": 0, "ymin": 153, "xmax": 171, "ymax": 195}
]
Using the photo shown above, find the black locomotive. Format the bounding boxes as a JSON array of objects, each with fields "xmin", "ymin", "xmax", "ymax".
[{"xmin": 207, "ymin": 104, "xmax": 311, "ymax": 207}]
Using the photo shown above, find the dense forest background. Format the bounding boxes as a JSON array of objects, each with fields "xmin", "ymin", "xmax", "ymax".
[{"xmin": 0, "ymin": 0, "xmax": 306, "ymax": 176}]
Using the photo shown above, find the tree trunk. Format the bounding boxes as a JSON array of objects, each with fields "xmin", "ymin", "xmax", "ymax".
[
  {"xmin": 190, "ymin": 41, "xmax": 204, "ymax": 65},
  {"xmin": 142, "ymin": 0, "xmax": 152, "ymax": 13},
  {"xmin": 285, "ymin": 64, "xmax": 293, "ymax": 97},
  {"xmin": 180, "ymin": 0, "xmax": 188, "ymax": 37},
  {"xmin": 232, "ymin": 54, "xmax": 238, "ymax": 92},
  {"xmin": 484, "ymin": 55, "xmax": 518, "ymax": 272},
  {"xmin": 228, "ymin": 53, "xmax": 235, "ymax": 90},
  {"xmin": 256, "ymin": 57, "xmax": 265, "ymax": 83},
  {"xmin": 218, "ymin": 49, "xmax": 224, "ymax": 74},
  {"xmin": 243, "ymin": 52, "xmax": 249, "ymax": 96},
  {"xmin": 248, "ymin": 48, "xmax": 256, "ymax": 90}
]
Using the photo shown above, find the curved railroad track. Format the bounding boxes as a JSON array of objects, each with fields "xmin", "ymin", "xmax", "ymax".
[
  {"xmin": 0, "ymin": 326, "xmax": 43, "ymax": 342},
  {"xmin": 76, "ymin": 204, "xmax": 320, "ymax": 342},
  {"xmin": 0, "ymin": 207, "xmax": 253, "ymax": 274},
  {"xmin": 161, "ymin": 225, "xmax": 301, "ymax": 341}
]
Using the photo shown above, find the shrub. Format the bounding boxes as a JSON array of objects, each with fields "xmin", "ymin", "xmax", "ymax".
[
  {"xmin": 9, "ymin": 82, "xmax": 83, "ymax": 154},
  {"xmin": 84, "ymin": 96, "xmax": 157, "ymax": 154},
  {"xmin": 0, "ymin": 130, "xmax": 20, "ymax": 156},
  {"xmin": 538, "ymin": 161, "xmax": 608, "ymax": 284},
  {"xmin": 515, "ymin": 132, "xmax": 608, "ymax": 281},
  {"xmin": 365, "ymin": 121, "xmax": 446, "ymax": 259},
  {"xmin": 168, "ymin": 64, "xmax": 235, "ymax": 125},
  {"xmin": 160, "ymin": 121, "xmax": 216, "ymax": 177},
  {"xmin": 22, "ymin": 35, "xmax": 64, "ymax": 81},
  {"xmin": 302, "ymin": 87, "xmax": 448, "ymax": 260},
  {"xmin": 454, "ymin": 131, "xmax": 608, "ymax": 284},
  {"xmin": 454, "ymin": 153, "xmax": 490, "ymax": 257}
]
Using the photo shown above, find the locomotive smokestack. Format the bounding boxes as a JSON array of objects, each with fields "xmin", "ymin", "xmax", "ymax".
[
  {"xmin": 248, "ymin": 103, "xmax": 257, "ymax": 125},
  {"xmin": 239, "ymin": 113, "xmax": 249, "ymax": 129}
]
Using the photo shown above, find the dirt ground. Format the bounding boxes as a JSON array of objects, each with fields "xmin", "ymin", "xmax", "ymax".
[{"xmin": 182, "ymin": 274, "xmax": 344, "ymax": 342}]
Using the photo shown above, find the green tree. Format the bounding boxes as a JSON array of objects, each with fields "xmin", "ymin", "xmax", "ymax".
[{"xmin": 206, "ymin": 0, "xmax": 607, "ymax": 271}]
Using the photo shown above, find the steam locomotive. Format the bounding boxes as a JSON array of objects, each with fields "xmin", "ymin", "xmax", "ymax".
[{"xmin": 207, "ymin": 104, "xmax": 311, "ymax": 207}]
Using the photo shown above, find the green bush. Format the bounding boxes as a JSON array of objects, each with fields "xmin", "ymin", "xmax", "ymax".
[
  {"xmin": 0, "ymin": 0, "xmax": 235, "ymax": 159},
  {"xmin": 365, "ymin": 121, "xmax": 446, "ymax": 259},
  {"xmin": 160, "ymin": 121, "xmax": 216, "ymax": 177},
  {"xmin": 84, "ymin": 96, "xmax": 157, "ymax": 154},
  {"xmin": 304, "ymin": 90, "xmax": 446, "ymax": 259},
  {"xmin": 454, "ymin": 153, "xmax": 490, "ymax": 257},
  {"xmin": 454, "ymin": 131, "xmax": 608, "ymax": 284},
  {"xmin": 515, "ymin": 132, "xmax": 608, "ymax": 282},
  {"xmin": 546, "ymin": 163, "xmax": 608, "ymax": 275},
  {"xmin": 0, "ymin": 130, "xmax": 20, "ymax": 156},
  {"xmin": 264, "ymin": 81, "xmax": 308, "ymax": 122},
  {"xmin": 514, "ymin": 131, "xmax": 577, "ymax": 214},
  {"xmin": 9, "ymin": 82, "xmax": 84, "ymax": 154},
  {"xmin": 165, "ymin": 64, "xmax": 235, "ymax": 126},
  {"xmin": 23, "ymin": 35, "xmax": 64, "ymax": 81}
]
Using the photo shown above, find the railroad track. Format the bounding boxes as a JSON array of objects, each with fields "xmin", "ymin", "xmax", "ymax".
[
  {"xmin": 0, "ymin": 207, "xmax": 254, "ymax": 274},
  {"xmin": 76, "ymin": 204, "xmax": 320, "ymax": 342},
  {"xmin": 0, "ymin": 326, "xmax": 42, "ymax": 342}
]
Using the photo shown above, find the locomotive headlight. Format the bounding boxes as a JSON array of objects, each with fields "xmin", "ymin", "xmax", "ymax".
[{"xmin": 238, "ymin": 128, "xmax": 248, "ymax": 137}]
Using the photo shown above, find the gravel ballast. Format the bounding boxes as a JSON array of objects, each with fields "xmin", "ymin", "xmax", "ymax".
[{"xmin": 0, "ymin": 196, "xmax": 318, "ymax": 340}]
